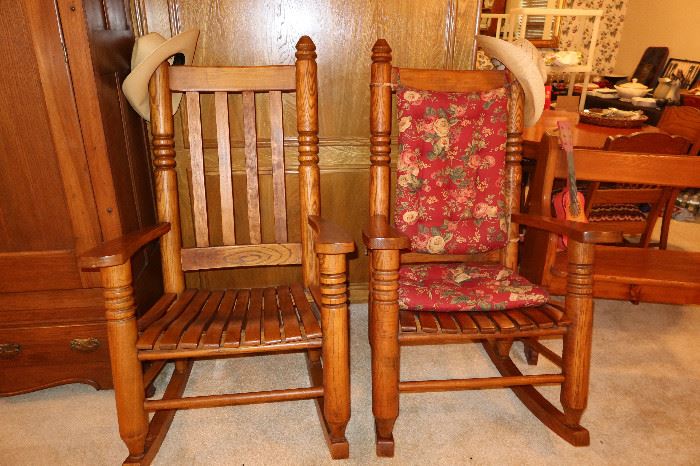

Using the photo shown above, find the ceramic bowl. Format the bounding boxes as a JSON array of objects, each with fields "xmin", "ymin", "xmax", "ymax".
[{"xmin": 614, "ymin": 79, "xmax": 651, "ymax": 99}]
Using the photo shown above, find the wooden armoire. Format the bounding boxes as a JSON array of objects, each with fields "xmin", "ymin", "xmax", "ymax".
[{"xmin": 0, "ymin": 0, "xmax": 161, "ymax": 395}]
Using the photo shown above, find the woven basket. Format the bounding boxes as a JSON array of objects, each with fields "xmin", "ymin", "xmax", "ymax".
[{"xmin": 579, "ymin": 109, "xmax": 648, "ymax": 128}]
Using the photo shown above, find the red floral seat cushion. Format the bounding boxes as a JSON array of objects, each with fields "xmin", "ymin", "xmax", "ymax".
[
  {"xmin": 398, "ymin": 263, "xmax": 549, "ymax": 312},
  {"xmin": 394, "ymin": 84, "xmax": 509, "ymax": 254}
]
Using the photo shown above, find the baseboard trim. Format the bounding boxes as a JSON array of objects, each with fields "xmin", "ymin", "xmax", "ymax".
[{"xmin": 349, "ymin": 283, "xmax": 369, "ymax": 304}]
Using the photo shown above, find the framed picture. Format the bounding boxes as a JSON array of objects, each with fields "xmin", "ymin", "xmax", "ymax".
[{"xmin": 661, "ymin": 58, "xmax": 700, "ymax": 89}]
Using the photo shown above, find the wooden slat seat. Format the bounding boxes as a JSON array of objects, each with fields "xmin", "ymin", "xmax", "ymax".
[
  {"xmin": 136, "ymin": 285, "xmax": 322, "ymax": 353},
  {"xmin": 398, "ymin": 305, "xmax": 569, "ymax": 343}
]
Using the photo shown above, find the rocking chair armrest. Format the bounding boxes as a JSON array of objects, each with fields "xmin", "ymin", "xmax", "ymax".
[
  {"xmin": 79, "ymin": 223, "xmax": 171, "ymax": 269},
  {"xmin": 512, "ymin": 213, "xmax": 623, "ymax": 244},
  {"xmin": 308, "ymin": 215, "xmax": 355, "ymax": 255},
  {"xmin": 363, "ymin": 215, "xmax": 411, "ymax": 250}
]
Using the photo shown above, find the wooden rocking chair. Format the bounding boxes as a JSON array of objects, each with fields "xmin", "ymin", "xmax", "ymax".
[
  {"xmin": 364, "ymin": 39, "xmax": 622, "ymax": 456},
  {"xmin": 80, "ymin": 36, "xmax": 354, "ymax": 464}
]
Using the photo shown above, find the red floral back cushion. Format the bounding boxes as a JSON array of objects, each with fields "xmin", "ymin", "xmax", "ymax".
[{"xmin": 394, "ymin": 84, "xmax": 509, "ymax": 254}]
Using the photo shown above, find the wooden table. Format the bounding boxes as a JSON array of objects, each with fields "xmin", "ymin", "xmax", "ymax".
[
  {"xmin": 523, "ymin": 109, "xmax": 659, "ymax": 153},
  {"xmin": 520, "ymin": 109, "xmax": 661, "ymax": 210}
]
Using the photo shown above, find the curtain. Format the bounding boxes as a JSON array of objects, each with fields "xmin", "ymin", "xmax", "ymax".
[{"xmin": 559, "ymin": 0, "xmax": 628, "ymax": 74}]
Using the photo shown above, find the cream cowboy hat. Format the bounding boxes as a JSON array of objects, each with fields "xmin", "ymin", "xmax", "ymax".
[
  {"xmin": 476, "ymin": 35, "xmax": 545, "ymax": 127},
  {"xmin": 122, "ymin": 29, "xmax": 200, "ymax": 121}
]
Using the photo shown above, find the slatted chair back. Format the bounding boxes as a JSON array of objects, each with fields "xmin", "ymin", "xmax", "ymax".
[
  {"xmin": 149, "ymin": 38, "xmax": 320, "ymax": 293},
  {"xmin": 369, "ymin": 40, "xmax": 525, "ymax": 270},
  {"xmin": 603, "ymin": 130, "xmax": 691, "ymax": 153}
]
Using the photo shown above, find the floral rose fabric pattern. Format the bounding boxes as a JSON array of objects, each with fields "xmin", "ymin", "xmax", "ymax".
[
  {"xmin": 394, "ymin": 84, "xmax": 509, "ymax": 254},
  {"xmin": 398, "ymin": 263, "xmax": 549, "ymax": 312}
]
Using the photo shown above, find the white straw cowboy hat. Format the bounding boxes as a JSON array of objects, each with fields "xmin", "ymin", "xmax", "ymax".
[
  {"xmin": 476, "ymin": 35, "xmax": 545, "ymax": 127},
  {"xmin": 123, "ymin": 29, "xmax": 200, "ymax": 121}
]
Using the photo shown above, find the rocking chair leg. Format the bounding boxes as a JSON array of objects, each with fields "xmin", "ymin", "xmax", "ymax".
[
  {"xmin": 308, "ymin": 348, "xmax": 322, "ymax": 363},
  {"xmin": 523, "ymin": 340, "xmax": 540, "ymax": 365},
  {"xmin": 368, "ymin": 259, "xmax": 375, "ymax": 349},
  {"xmin": 101, "ymin": 263, "xmax": 149, "ymax": 463},
  {"xmin": 659, "ymin": 189, "xmax": 678, "ymax": 250},
  {"xmin": 561, "ymin": 241, "xmax": 594, "ymax": 430},
  {"xmin": 495, "ymin": 339, "xmax": 514, "ymax": 358},
  {"xmin": 371, "ymin": 250, "xmax": 401, "ymax": 457},
  {"xmin": 318, "ymin": 254, "xmax": 350, "ymax": 459}
]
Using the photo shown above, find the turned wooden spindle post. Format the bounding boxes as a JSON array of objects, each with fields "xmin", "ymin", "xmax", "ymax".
[
  {"xmin": 149, "ymin": 62, "xmax": 185, "ymax": 294},
  {"xmin": 370, "ymin": 39, "xmax": 393, "ymax": 219},
  {"xmin": 319, "ymin": 253, "xmax": 351, "ymax": 455},
  {"xmin": 504, "ymin": 75, "xmax": 525, "ymax": 270},
  {"xmin": 496, "ymin": 78, "xmax": 524, "ymax": 358},
  {"xmin": 371, "ymin": 249, "xmax": 401, "ymax": 457},
  {"xmin": 101, "ymin": 262, "xmax": 148, "ymax": 461},
  {"xmin": 296, "ymin": 36, "xmax": 321, "ymax": 288},
  {"xmin": 561, "ymin": 240, "xmax": 595, "ymax": 427}
]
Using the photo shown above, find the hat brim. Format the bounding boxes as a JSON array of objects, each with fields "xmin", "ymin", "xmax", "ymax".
[
  {"xmin": 123, "ymin": 29, "xmax": 200, "ymax": 121},
  {"xmin": 476, "ymin": 35, "xmax": 545, "ymax": 127}
]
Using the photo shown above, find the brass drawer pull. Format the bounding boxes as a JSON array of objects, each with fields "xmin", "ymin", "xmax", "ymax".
[
  {"xmin": 0, "ymin": 343, "xmax": 22, "ymax": 359},
  {"xmin": 70, "ymin": 337, "xmax": 101, "ymax": 353}
]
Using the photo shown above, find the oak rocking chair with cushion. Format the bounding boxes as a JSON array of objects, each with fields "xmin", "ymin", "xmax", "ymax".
[
  {"xmin": 80, "ymin": 36, "xmax": 354, "ymax": 464},
  {"xmin": 364, "ymin": 39, "xmax": 622, "ymax": 456}
]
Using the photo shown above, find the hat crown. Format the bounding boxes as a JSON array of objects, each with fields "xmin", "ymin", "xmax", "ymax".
[{"xmin": 131, "ymin": 32, "xmax": 167, "ymax": 70}]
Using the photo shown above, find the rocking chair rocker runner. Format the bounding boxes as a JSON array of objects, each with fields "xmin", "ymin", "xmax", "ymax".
[
  {"xmin": 80, "ymin": 36, "xmax": 354, "ymax": 464},
  {"xmin": 364, "ymin": 39, "xmax": 622, "ymax": 456}
]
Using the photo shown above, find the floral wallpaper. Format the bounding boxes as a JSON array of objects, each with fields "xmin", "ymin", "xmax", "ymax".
[{"xmin": 559, "ymin": 0, "xmax": 628, "ymax": 74}]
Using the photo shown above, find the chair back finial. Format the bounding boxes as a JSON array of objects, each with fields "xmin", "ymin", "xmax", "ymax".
[
  {"xmin": 371, "ymin": 39, "xmax": 392, "ymax": 63},
  {"xmin": 295, "ymin": 35, "xmax": 317, "ymax": 60}
]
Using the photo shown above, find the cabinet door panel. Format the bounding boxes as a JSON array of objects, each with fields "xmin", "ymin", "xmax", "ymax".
[
  {"xmin": 0, "ymin": 4, "xmax": 75, "ymax": 253},
  {"xmin": 0, "ymin": 1, "xmax": 104, "ymax": 292},
  {"xmin": 58, "ymin": 0, "xmax": 157, "ymax": 240},
  {"xmin": 0, "ymin": 2, "xmax": 107, "ymax": 293}
]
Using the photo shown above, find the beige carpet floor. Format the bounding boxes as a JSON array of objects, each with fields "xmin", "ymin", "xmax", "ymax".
[{"xmin": 1, "ymin": 220, "xmax": 699, "ymax": 465}]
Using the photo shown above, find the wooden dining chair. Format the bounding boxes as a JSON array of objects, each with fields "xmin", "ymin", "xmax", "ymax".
[
  {"xmin": 658, "ymin": 105, "xmax": 700, "ymax": 156},
  {"xmin": 521, "ymin": 133, "xmax": 700, "ymax": 305},
  {"xmin": 584, "ymin": 131, "xmax": 692, "ymax": 248},
  {"xmin": 364, "ymin": 39, "xmax": 622, "ymax": 456},
  {"xmin": 80, "ymin": 36, "xmax": 354, "ymax": 464}
]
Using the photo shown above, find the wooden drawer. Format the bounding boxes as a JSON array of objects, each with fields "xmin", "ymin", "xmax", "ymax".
[{"xmin": 0, "ymin": 322, "xmax": 113, "ymax": 396}]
